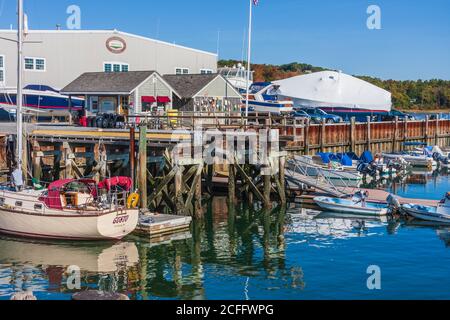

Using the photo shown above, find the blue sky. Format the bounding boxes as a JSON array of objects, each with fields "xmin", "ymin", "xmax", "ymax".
[{"xmin": 0, "ymin": 0, "xmax": 449, "ymax": 80}]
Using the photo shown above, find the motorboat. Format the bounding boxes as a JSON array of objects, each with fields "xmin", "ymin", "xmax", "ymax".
[
  {"xmin": 401, "ymin": 193, "xmax": 450, "ymax": 224},
  {"xmin": 314, "ymin": 193, "xmax": 389, "ymax": 217},
  {"xmin": 289, "ymin": 155, "xmax": 363, "ymax": 187},
  {"xmin": 0, "ymin": 178, "xmax": 139, "ymax": 240},
  {"xmin": 242, "ymin": 82, "xmax": 294, "ymax": 115},
  {"xmin": 218, "ymin": 64, "xmax": 253, "ymax": 93},
  {"xmin": 0, "ymin": 85, "xmax": 84, "ymax": 119}
]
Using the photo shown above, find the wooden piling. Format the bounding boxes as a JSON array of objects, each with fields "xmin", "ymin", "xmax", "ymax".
[
  {"xmin": 174, "ymin": 165, "xmax": 184, "ymax": 215},
  {"xmin": 263, "ymin": 167, "xmax": 271, "ymax": 209},
  {"xmin": 279, "ymin": 156, "xmax": 286, "ymax": 205},
  {"xmin": 304, "ymin": 119, "xmax": 310, "ymax": 155},
  {"xmin": 130, "ymin": 127, "xmax": 136, "ymax": 189},
  {"xmin": 350, "ymin": 117, "xmax": 356, "ymax": 153},
  {"xmin": 366, "ymin": 116, "xmax": 372, "ymax": 152},
  {"xmin": 393, "ymin": 116, "xmax": 399, "ymax": 153},
  {"xmin": 228, "ymin": 163, "xmax": 236, "ymax": 205},
  {"xmin": 139, "ymin": 125, "xmax": 148, "ymax": 209},
  {"xmin": 320, "ymin": 121, "xmax": 326, "ymax": 152}
]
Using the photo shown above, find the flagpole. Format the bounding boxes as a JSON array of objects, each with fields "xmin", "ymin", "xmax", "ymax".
[
  {"xmin": 16, "ymin": 0, "xmax": 24, "ymax": 168},
  {"xmin": 245, "ymin": 0, "xmax": 253, "ymax": 120}
]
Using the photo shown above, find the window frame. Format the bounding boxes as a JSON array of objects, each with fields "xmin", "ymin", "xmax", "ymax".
[
  {"xmin": 104, "ymin": 62, "xmax": 129, "ymax": 73},
  {"xmin": 24, "ymin": 56, "xmax": 46, "ymax": 72},
  {"xmin": 200, "ymin": 68, "xmax": 213, "ymax": 75},
  {"xmin": 175, "ymin": 67, "xmax": 189, "ymax": 75}
]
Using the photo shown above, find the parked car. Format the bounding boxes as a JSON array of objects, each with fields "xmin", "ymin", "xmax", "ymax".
[
  {"xmin": 292, "ymin": 110, "xmax": 312, "ymax": 120},
  {"xmin": 375, "ymin": 109, "xmax": 415, "ymax": 122},
  {"xmin": 301, "ymin": 108, "xmax": 343, "ymax": 124}
]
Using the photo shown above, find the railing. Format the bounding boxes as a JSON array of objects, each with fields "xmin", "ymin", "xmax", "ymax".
[
  {"xmin": 124, "ymin": 112, "xmax": 307, "ymax": 131},
  {"xmin": 287, "ymin": 156, "xmax": 358, "ymax": 196}
]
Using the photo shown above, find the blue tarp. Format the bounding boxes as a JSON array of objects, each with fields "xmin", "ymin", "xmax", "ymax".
[
  {"xmin": 361, "ymin": 151, "xmax": 374, "ymax": 164},
  {"xmin": 317, "ymin": 153, "xmax": 353, "ymax": 166},
  {"xmin": 340, "ymin": 154, "xmax": 353, "ymax": 166}
]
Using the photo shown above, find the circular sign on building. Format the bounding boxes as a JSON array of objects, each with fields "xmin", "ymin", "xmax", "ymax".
[{"xmin": 106, "ymin": 37, "xmax": 127, "ymax": 54}]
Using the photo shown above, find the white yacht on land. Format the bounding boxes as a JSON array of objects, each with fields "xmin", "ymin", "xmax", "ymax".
[
  {"xmin": 219, "ymin": 64, "xmax": 254, "ymax": 93},
  {"xmin": 0, "ymin": 179, "xmax": 139, "ymax": 240}
]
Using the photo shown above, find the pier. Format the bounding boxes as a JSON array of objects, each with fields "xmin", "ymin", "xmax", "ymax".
[{"xmin": 1, "ymin": 114, "xmax": 449, "ymax": 219}]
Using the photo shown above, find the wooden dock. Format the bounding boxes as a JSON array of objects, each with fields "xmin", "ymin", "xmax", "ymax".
[
  {"xmin": 134, "ymin": 214, "xmax": 192, "ymax": 238},
  {"xmin": 294, "ymin": 188, "xmax": 439, "ymax": 208}
]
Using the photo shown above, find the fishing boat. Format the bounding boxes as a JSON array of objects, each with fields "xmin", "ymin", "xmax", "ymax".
[
  {"xmin": 0, "ymin": 178, "xmax": 139, "ymax": 240},
  {"xmin": 0, "ymin": 85, "xmax": 84, "ymax": 119},
  {"xmin": 242, "ymin": 82, "xmax": 294, "ymax": 115},
  {"xmin": 314, "ymin": 194, "xmax": 389, "ymax": 217},
  {"xmin": 401, "ymin": 193, "xmax": 450, "ymax": 224}
]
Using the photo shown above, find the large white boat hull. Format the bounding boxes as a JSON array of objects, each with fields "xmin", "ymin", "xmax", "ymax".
[{"xmin": 0, "ymin": 208, "xmax": 139, "ymax": 240}]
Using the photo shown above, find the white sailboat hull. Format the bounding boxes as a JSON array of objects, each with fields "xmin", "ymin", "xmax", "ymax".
[{"xmin": 0, "ymin": 208, "xmax": 139, "ymax": 240}]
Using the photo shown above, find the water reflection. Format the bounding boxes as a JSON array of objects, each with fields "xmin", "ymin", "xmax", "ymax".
[
  {"xmin": 0, "ymin": 238, "xmax": 139, "ymax": 298},
  {"xmin": 0, "ymin": 195, "xmax": 449, "ymax": 300}
]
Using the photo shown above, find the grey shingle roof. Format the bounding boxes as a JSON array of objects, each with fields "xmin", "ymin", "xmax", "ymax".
[
  {"xmin": 61, "ymin": 71, "xmax": 156, "ymax": 94},
  {"xmin": 162, "ymin": 74, "xmax": 219, "ymax": 99}
]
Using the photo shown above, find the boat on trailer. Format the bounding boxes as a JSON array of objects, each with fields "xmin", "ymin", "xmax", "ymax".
[{"xmin": 0, "ymin": 178, "xmax": 139, "ymax": 240}]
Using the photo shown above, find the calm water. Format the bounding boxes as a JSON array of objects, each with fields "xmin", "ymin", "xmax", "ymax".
[{"xmin": 1, "ymin": 172, "xmax": 450, "ymax": 300}]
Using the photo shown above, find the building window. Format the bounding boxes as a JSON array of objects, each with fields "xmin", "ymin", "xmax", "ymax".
[
  {"xmin": 175, "ymin": 68, "xmax": 189, "ymax": 75},
  {"xmin": 200, "ymin": 69, "xmax": 213, "ymax": 74},
  {"xmin": 0, "ymin": 55, "xmax": 4, "ymax": 84},
  {"xmin": 104, "ymin": 62, "xmax": 129, "ymax": 73},
  {"xmin": 24, "ymin": 57, "xmax": 46, "ymax": 71}
]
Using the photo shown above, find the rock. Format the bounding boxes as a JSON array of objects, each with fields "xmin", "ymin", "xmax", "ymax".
[{"xmin": 72, "ymin": 290, "xmax": 129, "ymax": 301}]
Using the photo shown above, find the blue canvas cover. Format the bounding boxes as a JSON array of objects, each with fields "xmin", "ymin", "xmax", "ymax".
[
  {"xmin": 361, "ymin": 151, "xmax": 374, "ymax": 164},
  {"xmin": 340, "ymin": 154, "xmax": 353, "ymax": 166},
  {"xmin": 318, "ymin": 153, "xmax": 332, "ymax": 164}
]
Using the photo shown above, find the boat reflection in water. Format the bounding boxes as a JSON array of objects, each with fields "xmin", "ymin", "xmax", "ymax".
[
  {"xmin": 285, "ymin": 208, "xmax": 389, "ymax": 241},
  {"xmin": 0, "ymin": 237, "xmax": 139, "ymax": 298}
]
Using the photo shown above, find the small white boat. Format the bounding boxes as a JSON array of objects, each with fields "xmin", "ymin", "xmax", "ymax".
[
  {"xmin": 290, "ymin": 155, "xmax": 363, "ymax": 187},
  {"xmin": 242, "ymin": 82, "xmax": 294, "ymax": 115},
  {"xmin": 314, "ymin": 195, "xmax": 389, "ymax": 217},
  {"xmin": 402, "ymin": 193, "xmax": 450, "ymax": 224},
  {"xmin": 0, "ymin": 178, "xmax": 139, "ymax": 241}
]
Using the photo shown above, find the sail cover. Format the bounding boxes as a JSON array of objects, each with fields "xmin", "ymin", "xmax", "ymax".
[{"xmin": 273, "ymin": 71, "xmax": 392, "ymax": 112}]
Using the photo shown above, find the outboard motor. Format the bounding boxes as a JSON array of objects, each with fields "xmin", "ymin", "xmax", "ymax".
[{"xmin": 386, "ymin": 194, "xmax": 401, "ymax": 215}]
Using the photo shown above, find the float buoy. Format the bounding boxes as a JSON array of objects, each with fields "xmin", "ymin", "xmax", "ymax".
[{"xmin": 127, "ymin": 193, "xmax": 140, "ymax": 209}]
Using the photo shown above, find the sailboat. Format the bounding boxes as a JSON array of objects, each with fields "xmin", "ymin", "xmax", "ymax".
[{"xmin": 0, "ymin": 0, "xmax": 139, "ymax": 241}]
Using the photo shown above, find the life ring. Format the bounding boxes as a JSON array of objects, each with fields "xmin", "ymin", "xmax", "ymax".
[{"xmin": 127, "ymin": 193, "xmax": 140, "ymax": 209}]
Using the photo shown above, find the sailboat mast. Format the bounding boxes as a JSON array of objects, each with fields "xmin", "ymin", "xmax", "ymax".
[
  {"xmin": 245, "ymin": 0, "xmax": 253, "ymax": 119},
  {"xmin": 16, "ymin": 0, "xmax": 23, "ymax": 167}
]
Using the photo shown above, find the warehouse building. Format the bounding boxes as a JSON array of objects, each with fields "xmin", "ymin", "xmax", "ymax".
[{"xmin": 0, "ymin": 29, "xmax": 217, "ymax": 90}]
